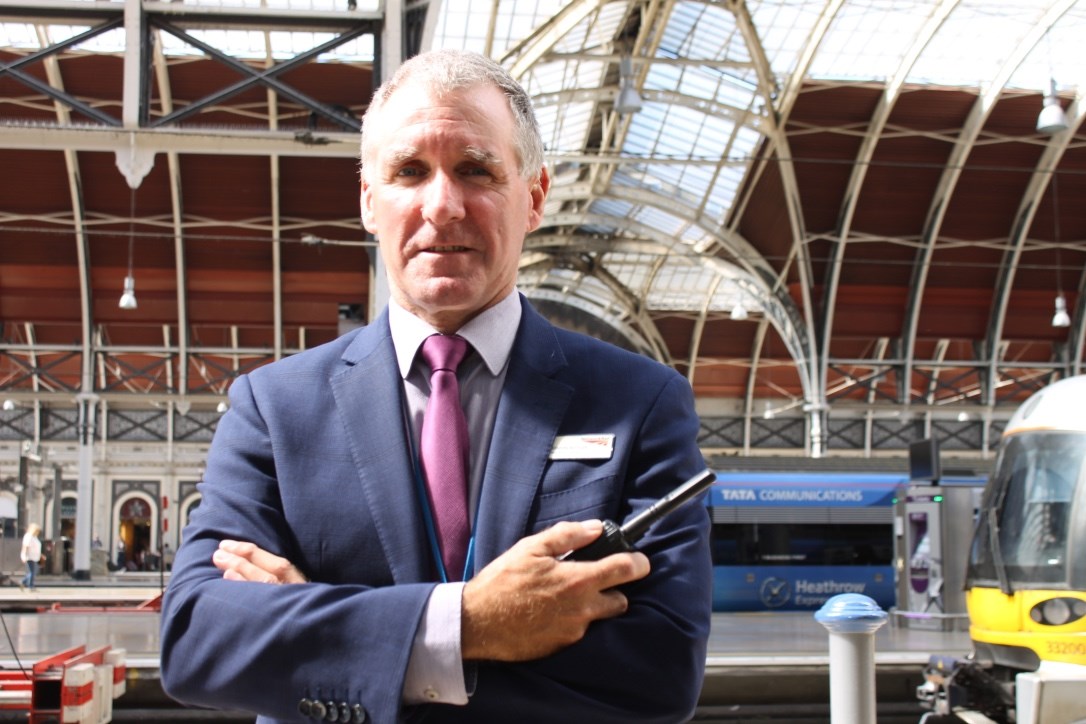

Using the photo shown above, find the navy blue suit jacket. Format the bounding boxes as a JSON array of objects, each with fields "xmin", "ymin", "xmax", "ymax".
[{"xmin": 160, "ymin": 297, "xmax": 711, "ymax": 723}]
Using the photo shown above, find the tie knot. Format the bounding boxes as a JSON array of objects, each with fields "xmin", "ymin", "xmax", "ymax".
[{"xmin": 421, "ymin": 334, "xmax": 468, "ymax": 374}]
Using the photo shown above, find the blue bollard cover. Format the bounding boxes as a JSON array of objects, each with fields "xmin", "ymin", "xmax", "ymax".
[{"xmin": 814, "ymin": 593, "xmax": 889, "ymax": 635}]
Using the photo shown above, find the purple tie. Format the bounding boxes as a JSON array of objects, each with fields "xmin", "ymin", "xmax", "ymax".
[{"xmin": 420, "ymin": 334, "xmax": 470, "ymax": 581}]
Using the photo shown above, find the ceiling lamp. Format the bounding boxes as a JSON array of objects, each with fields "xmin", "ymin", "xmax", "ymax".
[
  {"xmin": 615, "ymin": 55, "xmax": 642, "ymax": 116},
  {"xmin": 119, "ymin": 190, "xmax": 138, "ymax": 310},
  {"xmin": 1050, "ymin": 172, "xmax": 1070, "ymax": 329},
  {"xmin": 730, "ymin": 300, "xmax": 749, "ymax": 321},
  {"xmin": 1037, "ymin": 78, "xmax": 1069, "ymax": 134},
  {"xmin": 216, "ymin": 401, "xmax": 229, "ymax": 414},
  {"xmin": 2, "ymin": 399, "xmax": 15, "ymax": 411},
  {"xmin": 1052, "ymin": 294, "xmax": 1071, "ymax": 328},
  {"xmin": 119, "ymin": 274, "xmax": 137, "ymax": 310}
]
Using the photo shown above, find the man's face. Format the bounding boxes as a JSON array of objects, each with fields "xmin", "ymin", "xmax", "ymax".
[{"xmin": 361, "ymin": 81, "xmax": 549, "ymax": 332}]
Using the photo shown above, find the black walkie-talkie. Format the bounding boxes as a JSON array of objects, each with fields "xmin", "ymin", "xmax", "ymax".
[{"xmin": 561, "ymin": 468, "xmax": 716, "ymax": 561}]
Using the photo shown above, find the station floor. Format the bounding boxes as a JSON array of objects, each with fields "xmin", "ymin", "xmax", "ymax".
[{"xmin": 0, "ymin": 573, "xmax": 972, "ymax": 722}]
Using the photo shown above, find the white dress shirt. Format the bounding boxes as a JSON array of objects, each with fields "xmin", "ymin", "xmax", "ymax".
[{"xmin": 391, "ymin": 290, "xmax": 521, "ymax": 705}]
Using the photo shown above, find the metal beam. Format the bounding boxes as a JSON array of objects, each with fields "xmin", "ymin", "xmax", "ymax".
[{"xmin": 0, "ymin": 124, "xmax": 361, "ymax": 157}]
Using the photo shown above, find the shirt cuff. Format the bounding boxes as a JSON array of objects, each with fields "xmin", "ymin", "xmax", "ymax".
[{"xmin": 402, "ymin": 582, "xmax": 468, "ymax": 705}]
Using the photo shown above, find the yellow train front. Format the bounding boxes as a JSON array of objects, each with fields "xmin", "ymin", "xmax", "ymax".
[
  {"xmin": 965, "ymin": 375, "xmax": 1086, "ymax": 673},
  {"xmin": 923, "ymin": 375, "xmax": 1086, "ymax": 723}
]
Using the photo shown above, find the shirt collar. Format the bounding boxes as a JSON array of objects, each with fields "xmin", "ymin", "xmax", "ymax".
[{"xmin": 390, "ymin": 290, "xmax": 522, "ymax": 379}]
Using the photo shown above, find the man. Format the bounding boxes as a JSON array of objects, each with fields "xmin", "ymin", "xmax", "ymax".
[
  {"xmin": 160, "ymin": 49, "xmax": 711, "ymax": 723},
  {"xmin": 19, "ymin": 522, "xmax": 41, "ymax": 592}
]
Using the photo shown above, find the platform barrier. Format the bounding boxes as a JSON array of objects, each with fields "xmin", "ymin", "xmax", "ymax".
[{"xmin": 0, "ymin": 644, "xmax": 130, "ymax": 723}]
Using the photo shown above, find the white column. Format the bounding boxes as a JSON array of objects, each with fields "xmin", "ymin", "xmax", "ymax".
[{"xmin": 815, "ymin": 593, "xmax": 889, "ymax": 724}]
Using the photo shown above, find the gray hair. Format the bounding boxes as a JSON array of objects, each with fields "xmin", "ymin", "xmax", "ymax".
[{"xmin": 360, "ymin": 49, "xmax": 544, "ymax": 181}]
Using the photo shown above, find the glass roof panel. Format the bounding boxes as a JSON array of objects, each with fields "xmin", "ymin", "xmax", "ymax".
[
  {"xmin": 525, "ymin": 58, "xmax": 607, "ymax": 97},
  {"xmin": 602, "ymin": 251, "xmax": 654, "ymax": 296},
  {"xmin": 746, "ymin": 0, "xmax": 825, "ymax": 80},
  {"xmin": 632, "ymin": 205, "xmax": 686, "ymax": 238},
  {"xmin": 906, "ymin": 1, "xmax": 1045, "ymax": 88},
  {"xmin": 1009, "ymin": 3, "xmax": 1086, "ymax": 92},
  {"xmin": 591, "ymin": 198, "xmax": 635, "ymax": 221},
  {"xmin": 536, "ymin": 100, "xmax": 593, "ymax": 156},
  {"xmin": 659, "ymin": 1, "xmax": 744, "ymax": 63},
  {"xmin": 808, "ymin": 0, "xmax": 934, "ymax": 82},
  {"xmin": 491, "ymin": 0, "xmax": 558, "ymax": 58},
  {"xmin": 434, "ymin": 0, "xmax": 493, "ymax": 53}
]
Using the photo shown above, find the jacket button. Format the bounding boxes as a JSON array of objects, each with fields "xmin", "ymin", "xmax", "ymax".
[
  {"xmin": 297, "ymin": 698, "xmax": 312, "ymax": 717},
  {"xmin": 337, "ymin": 702, "xmax": 351, "ymax": 722},
  {"xmin": 309, "ymin": 700, "xmax": 326, "ymax": 720},
  {"xmin": 351, "ymin": 704, "xmax": 368, "ymax": 723}
]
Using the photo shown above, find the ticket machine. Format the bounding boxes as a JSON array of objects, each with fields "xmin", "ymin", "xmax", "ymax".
[{"xmin": 892, "ymin": 439, "xmax": 981, "ymax": 630}]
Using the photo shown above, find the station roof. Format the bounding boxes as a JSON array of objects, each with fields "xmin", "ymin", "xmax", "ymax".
[{"xmin": 1, "ymin": 0, "xmax": 1084, "ymax": 429}]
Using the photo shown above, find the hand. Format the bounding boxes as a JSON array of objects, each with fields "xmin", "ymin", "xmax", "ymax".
[
  {"xmin": 212, "ymin": 539, "xmax": 308, "ymax": 584},
  {"xmin": 461, "ymin": 520, "xmax": 650, "ymax": 662}
]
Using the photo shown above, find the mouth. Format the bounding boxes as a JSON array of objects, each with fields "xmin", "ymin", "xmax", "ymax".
[{"xmin": 425, "ymin": 245, "xmax": 470, "ymax": 253}]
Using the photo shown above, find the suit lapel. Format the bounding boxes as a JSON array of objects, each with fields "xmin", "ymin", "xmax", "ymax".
[
  {"xmin": 472, "ymin": 301, "xmax": 573, "ymax": 569},
  {"xmin": 330, "ymin": 313, "xmax": 430, "ymax": 584}
]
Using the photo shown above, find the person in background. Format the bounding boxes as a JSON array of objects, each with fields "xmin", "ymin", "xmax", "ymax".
[
  {"xmin": 160, "ymin": 48, "xmax": 711, "ymax": 724},
  {"xmin": 161, "ymin": 542, "xmax": 173, "ymax": 571},
  {"xmin": 19, "ymin": 523, "xmax": 41, "ymax": 592}
]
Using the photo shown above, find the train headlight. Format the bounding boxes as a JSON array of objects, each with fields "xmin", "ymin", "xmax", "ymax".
[{"xmin": 1029, "ymin": 597, "xmax": 1086, "ymax": 626}]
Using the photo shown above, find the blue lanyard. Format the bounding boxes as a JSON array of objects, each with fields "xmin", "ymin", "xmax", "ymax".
[
  {"xmin": 410, "ymin": 453, "xmax": 476, "ymax": 582},
  {"xmin": 403, "ymin": 394, "xmax": 476, "ymax": 583}
]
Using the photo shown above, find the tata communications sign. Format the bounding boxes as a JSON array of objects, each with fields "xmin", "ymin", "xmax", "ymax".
[{"xmin": 708, "ymin": 484, "xmax": 895, "ymax": 507}]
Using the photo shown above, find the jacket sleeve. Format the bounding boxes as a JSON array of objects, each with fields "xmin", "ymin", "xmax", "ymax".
[{"xmin": 159, "ymin": 373, "xmax": 436, "ymax": 724}]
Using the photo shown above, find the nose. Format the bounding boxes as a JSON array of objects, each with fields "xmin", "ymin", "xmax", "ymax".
[{"xmin": 421, "ymin": 170, "xmax": 465, "ymax": 226}]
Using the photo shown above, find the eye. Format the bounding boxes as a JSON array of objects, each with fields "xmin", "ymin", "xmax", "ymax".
[{"xmin": 460, "ymin": 165, "xmax": 493, "ymax": 178}]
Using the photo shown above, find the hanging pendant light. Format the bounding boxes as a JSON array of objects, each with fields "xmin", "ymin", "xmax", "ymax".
[
  {"xmin": 1037, "ymin": 78, "xmax": 1069, "ymax": 134},
  {"xmin": 615, "ymin": 54, "xmax": 642, "ymax": 116},
  {"xmin": 119, "ymin": 189, "xmax": 138, "ymax": 310},
  {"xmin": 118, "ymin": 274, "xmax": 138, "ymax": 310},
  {"xmin": 1049, "ymin": 172, "xmax": 1070, "ymax": 328},
  {"xmin": 1052, "ymin": 294, "xmax": 1071, "ymax": 328}
]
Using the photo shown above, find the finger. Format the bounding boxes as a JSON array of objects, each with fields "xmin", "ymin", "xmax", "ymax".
[
  {"xmin": 592, "ymin": 588, "xmax": 631, "ymax": 620},
  {"xmin": 530, "ymin": 520, "xmax": 605, "ymax": 558},
  {"xmin": 213, "ymin": 547, "xmax": 282, "ymax": 584},
  {"xmin": 218, "ymin": 539, "xmax": 259, "ymax": 558},
  {"xmin": 217, "ymin": 540, "xmax": 307, "ymax": 584},
  {"xmin": 593, "ymin": 550, "xmax": 651, "ymax": 589}
]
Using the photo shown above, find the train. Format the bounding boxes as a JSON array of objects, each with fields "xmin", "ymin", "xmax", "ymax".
[
  {"xmin": 706, "ymin": 470, "xmax": 986, "ymax": 612},
  {"xmin": 918, "ymin": 375, "xmax": 1086, "ymax": 724}
]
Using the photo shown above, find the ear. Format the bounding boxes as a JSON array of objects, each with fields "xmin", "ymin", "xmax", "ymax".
[
  {"xmin": 525, "ymin": 165, "xmax": 551, "ymax": 233},
  {"xmin": 360, "ymin": 174, "xmax": 377, "ymax": 234}
]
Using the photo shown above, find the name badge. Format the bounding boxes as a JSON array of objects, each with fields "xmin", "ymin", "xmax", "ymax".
[{"xmin": 549, "ymin": 434, "xmax": 615, "ymax": 460}]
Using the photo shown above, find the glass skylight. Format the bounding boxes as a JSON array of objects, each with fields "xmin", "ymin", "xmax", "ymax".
[{"xmin": 6, "ymin": 0, "xmax": 1080, "ymax": 334}]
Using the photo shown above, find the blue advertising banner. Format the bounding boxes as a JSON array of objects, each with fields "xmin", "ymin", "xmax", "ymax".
[
  {"xmin": 712, "ymin": 565, "xmax": 896, "ymax": 611},
  {"xmin": 709, "ymin": 474, "xmax": 903, "ymax": 508}
]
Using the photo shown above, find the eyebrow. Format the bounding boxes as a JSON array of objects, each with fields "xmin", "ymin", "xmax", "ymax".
[
  {"xmin": 463, "ymin": 146, "xmax": 503, "ymax": 168},
  {"xmin": 385, "ymin": 146, "xmax": 419, "ymax": 168},
  {"xmin": 382, "ymin": 144, "xmax": 504, "ymax": 169}
]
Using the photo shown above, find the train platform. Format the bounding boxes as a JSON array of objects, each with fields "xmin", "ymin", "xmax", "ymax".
[{"xmin": 0, "ymin": 575, "xmax": 971, "ymax": 722}]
